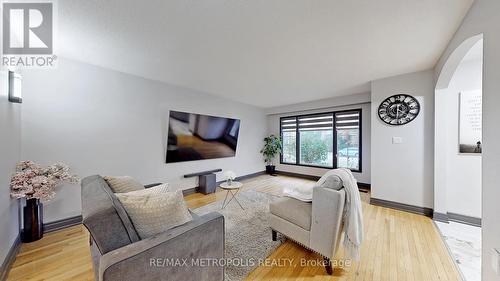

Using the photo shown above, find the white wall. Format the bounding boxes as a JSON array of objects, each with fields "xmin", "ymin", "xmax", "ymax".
[
  {"xmin": 0, "ymin": 70, "xmax": 21, "ymax": 264},
  {"xmin": 20, "ymin": 58, "xmax": 267, "ymax": 223},
  {"xmin": 266, "ymin": 96, "xmax": 371, "ymax": 184},
  {"xmin": 371, "ymin": 70, "xmax": 434, "ymax": 208},
  {"xmin": 433, "ymin": 1, "xmax": 500, "ymax": 279},
  {"xmin": 435, "ymin": 59, "xmax": 482, "ymax": 218},
  {"xmin": 265, "ymin": 92, "xmax": 371, "ymax": 115}
]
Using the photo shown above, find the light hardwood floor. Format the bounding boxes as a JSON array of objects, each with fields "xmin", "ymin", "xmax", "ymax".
[{"xmin": 6, "ymin": 175, "xmax": 461, "ymax": 281}]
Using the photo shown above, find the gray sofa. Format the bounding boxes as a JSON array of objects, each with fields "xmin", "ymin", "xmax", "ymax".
[
  {"xmin": 81, "ymin": 175, "xmax": 225, "ymax": 281},
  {"xmin": 269, "ymin": 176, "xmax": 345, "ymax": 274}
]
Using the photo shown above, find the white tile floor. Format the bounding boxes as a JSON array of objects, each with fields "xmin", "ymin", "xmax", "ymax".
[{"xmin": 435, "ymin": 221, "xmax": 481, "ymax": 281}]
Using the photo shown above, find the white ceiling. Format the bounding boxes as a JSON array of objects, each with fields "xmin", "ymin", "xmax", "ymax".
[{"xmin": 58, "ymin": 0, "xmax": 473, "ymax": 108}]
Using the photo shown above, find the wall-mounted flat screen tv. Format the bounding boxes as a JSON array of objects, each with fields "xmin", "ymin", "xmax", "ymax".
[{"xmin": 166, "ymin": 110, "xmax": 240, "ymax": 163}]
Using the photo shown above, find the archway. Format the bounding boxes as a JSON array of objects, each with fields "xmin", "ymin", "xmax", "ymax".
[
  {"xmin": 434, "ymin": 34, "xmax": 483, "ymax": 281},
  {"xmin": 435, "ymin": 34, "xmax": 483, "ymax": 90}
]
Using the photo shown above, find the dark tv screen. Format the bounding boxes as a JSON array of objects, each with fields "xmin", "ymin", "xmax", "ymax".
[{"xmin": 166, "ymin": 110, "xmax": 240, "ymax": 163}]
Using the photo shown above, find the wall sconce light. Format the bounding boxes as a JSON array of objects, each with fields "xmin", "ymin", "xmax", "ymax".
[{"xmin": 8, "ymin": 71, "xmax": 22, "ymax": 103}]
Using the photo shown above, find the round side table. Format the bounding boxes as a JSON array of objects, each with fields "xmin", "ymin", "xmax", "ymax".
[{"xmin": 220, "ymin": 181, "xmax": 244, "ymax": 209}]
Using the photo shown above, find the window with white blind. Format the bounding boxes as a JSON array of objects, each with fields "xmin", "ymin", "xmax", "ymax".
[
  {"xmin": 298, "ymin": 113, "xmax": 334, "ymax": 167},
  {"xmin": 335, "ymin": 110, "xmax": 361, "ymax": 171},
  {"xmin": 281, "ymin": 117, "xmax": 297, "ymax": 164},
  {"xmin": 280, "ymin": 109, "xmax": 362, "ymax": 172}
]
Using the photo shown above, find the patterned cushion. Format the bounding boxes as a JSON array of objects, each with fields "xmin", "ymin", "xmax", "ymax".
[
  {"xmin": 121, "ymin": 183, "xmax": 169, "ymax": 196},
  {"xmin": 104, "ymin": 176, "xmax": 145, "ymax": 193},
  {"xmin": 116, "ymin": 190, "xmax": 193, "ymax": 239}
]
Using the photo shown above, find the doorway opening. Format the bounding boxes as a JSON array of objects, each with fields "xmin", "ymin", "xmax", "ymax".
[{"xmin": 434, "ymin": 34, "xmax": 483, "ymax": 281}]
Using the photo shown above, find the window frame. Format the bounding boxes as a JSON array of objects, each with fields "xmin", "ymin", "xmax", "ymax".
[
  {"xmin": 279, "ymin": 116, "xmax": 298, "ymax": 165},
  {"xmin": 279, "ymin": 108, "xmax": 362, "ymax": 173}
]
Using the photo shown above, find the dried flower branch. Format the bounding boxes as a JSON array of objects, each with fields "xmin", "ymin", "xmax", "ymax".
[
  {"xmin": 10, "ymin": 161, "xmax": 79, "ymax": 201},
  {"xmin": 224, "ymin": 170, "xmax": 236, "ymax": 181}
]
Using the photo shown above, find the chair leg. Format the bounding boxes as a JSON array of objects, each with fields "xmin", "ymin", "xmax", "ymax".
[
  {"xmin": 323, "ymin": 257, "xmax": 333, "ymax": 275},
  {"xmin": 272, "ymin": 230, "xmax": 277, "ymax": 241}
]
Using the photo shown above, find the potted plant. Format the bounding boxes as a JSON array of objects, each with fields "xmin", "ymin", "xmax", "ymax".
[
  {"xmin": 10, "ymin": 161, "xmax": 79, "ymax": 242},
  {"xmin": 260, "ymin": 135, "xmax": 282, "ymax": 175}
]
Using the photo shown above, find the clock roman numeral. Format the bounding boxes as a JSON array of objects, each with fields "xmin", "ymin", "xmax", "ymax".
[{"xmin": 378, "ymin": 94, "xmax": 420, "ymax": 125}]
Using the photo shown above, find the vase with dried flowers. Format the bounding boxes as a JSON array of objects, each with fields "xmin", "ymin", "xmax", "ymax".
[
  {"xmin": 10, "ymin": 160, "xmax": 79, "ymax": 242},
  {"xmin": 224, "ymin": 170, "xmax": 236, "ymax": 186}
]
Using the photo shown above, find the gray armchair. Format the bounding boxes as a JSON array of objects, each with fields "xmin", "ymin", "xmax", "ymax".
[
  {"xmin": 81, "ymin": 175, "xmax": 225, "ymax": 281},
  {"xmin": 269, "ymin": 176, "xmax": 345, "ymax": 274}
]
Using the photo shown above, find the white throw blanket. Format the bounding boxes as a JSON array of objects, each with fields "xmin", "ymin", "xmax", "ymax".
[
  {"xmin": 283, "ymin": 168, "xmax": 364, "ymax": 260},
  {"xmin": 282, "ymin": 184, "xmax": 314, "ymax": 202},
  {"xmin": 321, "ymin": 168, "xmax": 364, "ymax": 261}
]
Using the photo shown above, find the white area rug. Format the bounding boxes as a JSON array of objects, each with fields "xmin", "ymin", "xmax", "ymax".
[
  {"xmin": 193, "ymin": 190, "xmax": 284, "ymax": 281},
  {"xmin": 435, "ymin": 221, "xmax": 481, "ymax": 281}
]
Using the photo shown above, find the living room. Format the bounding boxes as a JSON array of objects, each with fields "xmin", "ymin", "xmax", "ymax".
[{"xmin": 1, "ymin": 1, "xmax": 499, "ymax": 281}]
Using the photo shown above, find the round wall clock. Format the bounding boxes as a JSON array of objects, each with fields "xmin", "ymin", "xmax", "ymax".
[{"xmin": 378, "ymin": 94, "xmax": 420, "ymax": 125}]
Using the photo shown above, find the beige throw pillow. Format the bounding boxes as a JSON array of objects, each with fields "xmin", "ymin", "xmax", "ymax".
[
  {"xmin": 124, "ymin": 183, "xmax": 169, "ymax": 196},
  {"xmin": 116, "ymin": 190, "xmax": 192, "ymax": 239},
  {"xmin": 104, "ymin": 176, "xmax": 145, "ymax": 193}
]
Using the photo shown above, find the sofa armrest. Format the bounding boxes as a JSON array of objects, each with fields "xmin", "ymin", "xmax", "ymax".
[
  {"xmin": 310, "ymin": 187, "xmax": 345, "ymax": 258},
  {"xmin": 144, "ymin": 183, "xmax": 162, "ymax": 188},
  {"xmin": 98, "ymin": 212, "xmax": 224, "ymax": 281}
]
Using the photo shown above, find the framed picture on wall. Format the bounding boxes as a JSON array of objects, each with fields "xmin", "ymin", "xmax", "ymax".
[{"xmin": 459, "ymin": 90, "xmax": 482, "ymax": 153}]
